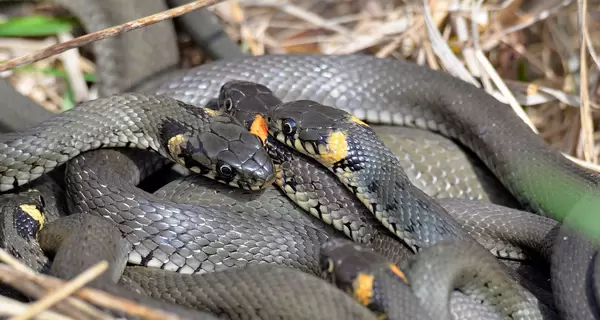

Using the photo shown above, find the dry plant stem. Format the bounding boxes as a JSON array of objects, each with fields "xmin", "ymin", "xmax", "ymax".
[
  {"xmin": 0, "ymin": 264, "xmax": 182, "ymax": 320},
  {"xmin": 577, "ymin": 0, "xmax": 595, "ymax": 162},
  {"xmin": 0, "ymin": 295, "xmax": 72, "ymax": 320},
  {"xmin": 0, "ymin": 250, "xmax": 37, "ymax": 275},
  {"xmin": 11, "ymin": 261, "xmax": 109, "ymax": 320},
  {"xmin": 0, "ymin": 269, "xmax": 98, "ymax": 320},
  {"xmin": 0, "ymin": 0, "xmax": 225, "ymax": 71},
  {"xmin": 49, "ymin": 285, "xmax": 181, "ymax": 320}
]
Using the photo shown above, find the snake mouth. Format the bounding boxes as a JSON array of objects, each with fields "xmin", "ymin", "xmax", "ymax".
[
  {"xmin": 235, "ymin": 181, "xmax": 264, "ymax": 191},
  {"xmin": 210, "ymin": 171, "xmax": 275, "ymax": 191},
  {"xmin": 223, "ymin": 164, "xmax": 276, "ymax": 191},
  {"xmin": 228, "ymin": 174, "xmax": 276, "ymax": 191},
  {"xmin": 259, "ymin": 174, "xmax": 277, "ymax": 190},
  {"xmin": 251, "ymin": 168, "xmax": 277, "ymax": 190}
]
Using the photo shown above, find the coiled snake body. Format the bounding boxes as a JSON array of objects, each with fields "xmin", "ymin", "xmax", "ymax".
[
  {"xmin": 0, "ymin": 53, "xmax": 594, "ymax": 319},
  {"xmin": 143, "ymin": 53, "xmax": 599, "ymax": 319}
]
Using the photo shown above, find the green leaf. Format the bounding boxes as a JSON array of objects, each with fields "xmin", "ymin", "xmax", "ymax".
[
  {"xmin": 61, "ymin": 85, "xmax": 75, "ymax": 111},
  {"xmin": 517, "ymin": 59, "xmax": 528, "ymax": 82},
  {"xmin": 14, "ymin": 65, "xmax": 97, "ymax": 83},
  {"xmin": 0, "ymin": 15, "xmax": 75, "ymax": 37}
]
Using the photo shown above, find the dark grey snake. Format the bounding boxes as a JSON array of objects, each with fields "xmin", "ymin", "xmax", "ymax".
[
  {"xmin": 138, "ymin": 53, "xmax": 599, "ymax": 319},
  {"xmin": 0, "ymin": 1, "xmax": 594, "ymax": 319},
  {"xmin": 213, "ymin": 78, "xmax": 558, "ymax": 319},
  {"xmin": 0, "ymin": 53, "xmax": 563, "ymax": 320}
]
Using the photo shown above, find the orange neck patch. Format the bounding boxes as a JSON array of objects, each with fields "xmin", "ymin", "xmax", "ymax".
[
  {"xmin": 353, "ymin": 273, "xmax": 374, "ymax": 306},
  {"xmin": 388, "ymin": 264, "xmax": 408, "ymax": 284},
  {"xmin": 319, "ymin": 131, "xmax": 349, "ymax": 165},
  {"xmin": 250, "ymin": 114, "xmax": 269, "ymax": 145},
  {"xmin": 349, "ymin": 115, "xmax": 369, "ymax": 128}
]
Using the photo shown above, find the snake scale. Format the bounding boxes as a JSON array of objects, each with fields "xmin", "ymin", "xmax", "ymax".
[
  {"xmin": 0, "ymin": 1, "xmax": 588, "ymax": 318},
  {"xmin": 140, "ymin": 53, "xmax": 600, "ymax": 319},
  {"xmin": 0, "ymin": 53, "xmax": 566, "ymax": 319}
]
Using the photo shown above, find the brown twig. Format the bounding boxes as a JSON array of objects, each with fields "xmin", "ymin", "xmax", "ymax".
[
  {"xmin": 0, "ymin": 248, "xmax": 37, "ymax": 275},
  {"xmin": 0, "ymin": 0, "xmax": 225, "ymax": 72},
  {"xmin": 0, "ymin": 268, "xmax": 102, "ymax": 320},
  {"xmin": 0, "ymin": 264, "xmax": 182, "ymax": 320},
  {"xmin": 0, "ymin": 296, "xmax": 71, "ymax": 320},
  {"xmin": 12, "ymin": 261, "xmax": 109, "ymax": 320},
  {"xmin": 578, "ymin": 0, "xmax": 595, "ymax": 162}
]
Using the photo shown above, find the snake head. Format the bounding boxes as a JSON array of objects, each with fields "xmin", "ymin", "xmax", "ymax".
[
  {"xmin": 0, "ymin": 190, "xmax": 46, "ymax": 242},
  {"xmin": 217, "ymin": 80, "xmax": 283, "ymax": 129},
  {"xmin": 160, "ymin": 116, "xmax": 276, "ymax": 191},
  {"xmin": 320, "ymin": 238, "xmax": 409, "ymax": 314},
  {"xmin": 320, "ymin": 237, "xmax": 385, "ymax": 285},
  {"xmin": 265, "ymin": 100, "xmax": 371, "ymax": 166}
]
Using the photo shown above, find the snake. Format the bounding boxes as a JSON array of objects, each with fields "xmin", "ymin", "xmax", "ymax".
[
  {"xmin": 0, "ymin": 189, "xmax": 380, "ymax": 319},
  {"xmin": 215, "ymin": 79, "xmax": 559, "ymax": 318},
  {"xmin": 134, "ymin": 53, "xmax": 600, "ymax": 319},
  {"xmin": 0, "ymin": 54, "xmax": 565, "ymax": 318},
  {"xmin": 0, "ymin": 75, "xmax": 560, "ymax": 319},
  {"xmin": 319, "ymin": 236, "xmax": 554, "ymax": 320},
  {"xmin": 0, "ymin": 1, "xmax": 592, "ymax": 318}
]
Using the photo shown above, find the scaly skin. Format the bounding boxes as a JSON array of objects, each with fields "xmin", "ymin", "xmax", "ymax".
[
  {"xmin": 1, "ymin": 188, "xmax": 379, "ymax": 319},
  {"xmin": 38, "ymin": 214, "xmax": 222, "ymax": 319},
  {"xmin": 64, "ymin": 149, "xmax": 327, "ymax": 275},
  {"xmin": 0, "ymin": 93, "xmax": 274, "ymax": 192},
  {"xmin": 403, "ymin": 240, "xmax": 555, "ymax": 320},
  {"xmin": 142, "ymin": 54, "xmax": 596, "ymax": 319},
  {"xmin": 123, "ymin": 264, "xmax": 378, "ymax": 319},
  {"xmin": 266, "ymin": 100, "xmax": 474, "ymax": 251}
]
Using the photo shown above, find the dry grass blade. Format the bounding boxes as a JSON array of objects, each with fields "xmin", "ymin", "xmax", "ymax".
[
  {"xmin": 0, "ymin": 248, "xmax": 37, "ymax": 275},
  {"xmin": 422, "ymin": 0, "xmax": 479, "ymax": 85},
  {"xmin": 240, "ymin": 0, "xmax": 353, "ymax": 36},
  {"xmin": 0, "ymin": 296, "xmax": 72, "ymax": 320},
  {"xmin": 482, "ymin": 0, "xmax": 574, "ymax": 50},
  {"xmin": 563, "ymin": 153, "xmax": 600, "ymax": 172},
  {"xmin": 0, "ymin": 268, "xmax": 108, "ymax": 319},
  {"xmin": 476, "ymin": 50, "xmax": 539, "ymax": 134},
  {"xmin": 0, "ymin": 261, "xmax": 183, "ymax": 320},
  {"xmin": 11, "ymin": 261, "xmax": 108, "ymax": 320},
  {"xmin": 503, "ymin": 80, "xmax": 583, "ymax": 107},
  {"xmin": 0, "ymin": 247, "xmax": 188, "ymax": 320},
  {"xmin": 56, "ymin": 32, "xmax": 89, "ymax": 103},
  {"xmin": 577, "ymin": 0, "xmax": 595, "ymax": 162},
  {"xmin": 0, "ymin": 0, "xmax": 225, "ymax": 71}
]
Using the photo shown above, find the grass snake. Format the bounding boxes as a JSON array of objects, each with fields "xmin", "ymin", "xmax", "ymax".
[
  {"xmin": 217, "ymin": 79, "xmax": 559, "ymax": 319},
  {"xmin": 139, "ymin": 53, "xmax": 600, "ymax": 319},
  {"xmin": 0, "ymin": 87, "xmax": 557, "ymax": 318},
  {"xmin": 0, "ymin": 32, "xmax": 589, "ymax": 317}
]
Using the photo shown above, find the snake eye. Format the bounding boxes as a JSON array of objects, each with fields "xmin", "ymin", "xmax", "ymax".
[
  {"xmin": 37, "ymin": 194, "xmax": 45, "ymax": 208},
  {"xmin": 224, "ymin": 98, "xmax": 233, "ymax": 111},
  {"xmin": 282, "ymin": 119, "xmax": 296, "ymax": 135},
  {"xmin": 327, "ymin": 258, "xmax": 335, "ymax": 273},
  {"xmin": 26, "ymin": 189, "xmax": 45, "ymax": 207},
  {"xmin": 319, "ymin": 257, "xmax": 337, "ymax": 281},
  {"xmin": 218, "ymin": 162, "xmax": 234, "ymax": 178}
]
